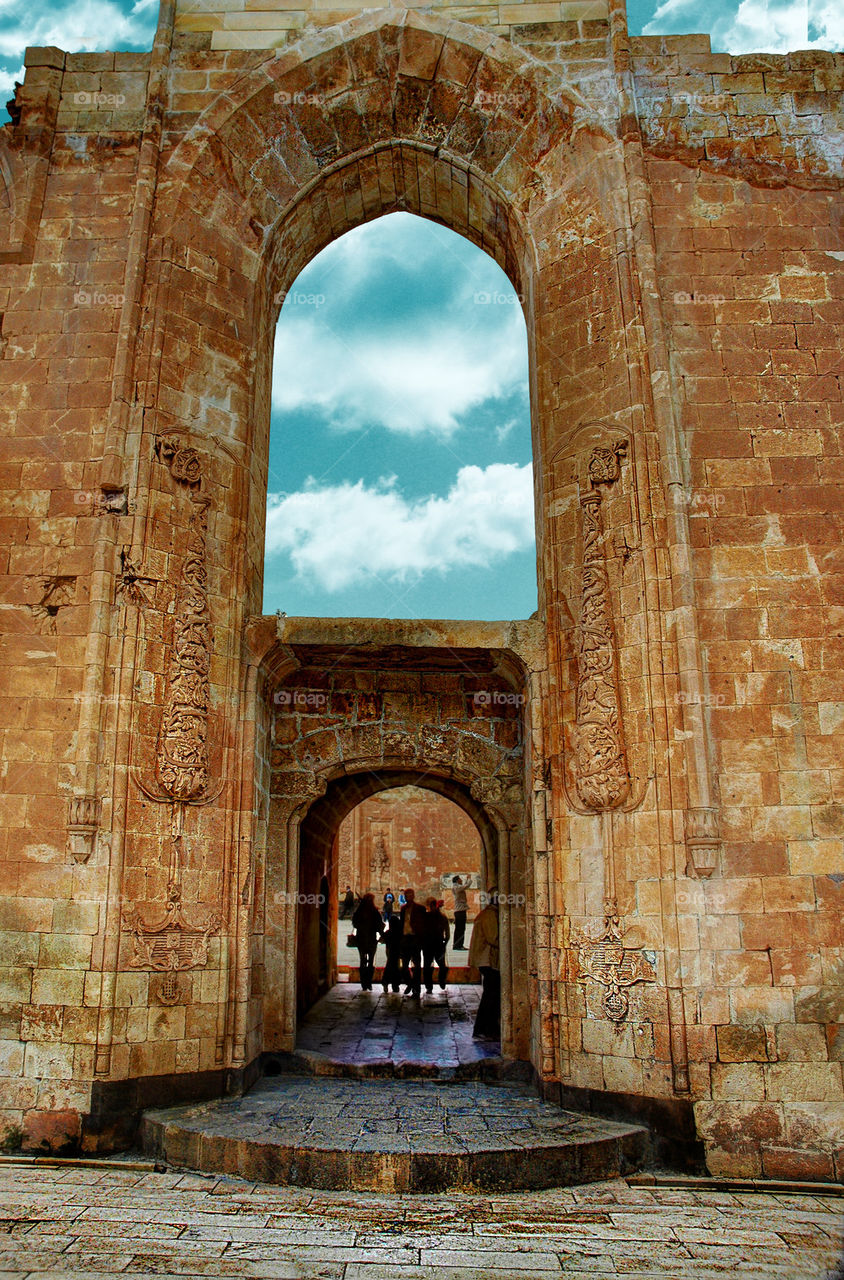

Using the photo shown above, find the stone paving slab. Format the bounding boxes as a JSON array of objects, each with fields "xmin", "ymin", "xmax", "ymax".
[
  {"xmin": 0, "ymin": 1165, "xmax": 842, "ymax": 1279},
  {"xmin": 141, "ymin": 1077, "xmax": 647, "ymax": 1192},
  {"xmin": 287, "ymin": 985, "xmax": 520, "ymax": 1079}
]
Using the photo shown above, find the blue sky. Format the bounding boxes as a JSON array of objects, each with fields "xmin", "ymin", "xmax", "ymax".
[
  {"xmin": 265, "ymin": 213, "xmax": 536, "ymax": 619},
  {"xmin": 2, "ymin": 0, "xmax": 840, "ymax": 619}
]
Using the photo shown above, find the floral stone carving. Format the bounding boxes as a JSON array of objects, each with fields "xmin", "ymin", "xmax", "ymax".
[{"xmin": 574, "ymin": 440, "xmax": 631, "ymax": 811}]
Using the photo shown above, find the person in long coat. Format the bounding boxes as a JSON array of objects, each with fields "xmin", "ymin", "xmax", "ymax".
[
  {"xmin": 398, "ymin": 888, "xmax": 426, "ymax": 997},
  {"xmin": 351, "ymin": 892, "xmax": 383, "ymax": 992},
  {"xmin": 468, "ymin": 889, "xmax": 500, "ymax": 1039},
  {"xmin": 380, "ymin": 914, "xmax": 402, "ymax": 993}
]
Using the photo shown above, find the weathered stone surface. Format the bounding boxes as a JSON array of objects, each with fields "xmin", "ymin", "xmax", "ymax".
[{"xmin": 142, "ymin": 1075, "xmax": 647, "ymax": 1190}]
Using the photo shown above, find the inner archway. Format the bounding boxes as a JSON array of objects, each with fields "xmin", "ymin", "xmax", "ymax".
[{"xmin": 296, "ymin": 771, "xmax": 508, "ymax": 1069}]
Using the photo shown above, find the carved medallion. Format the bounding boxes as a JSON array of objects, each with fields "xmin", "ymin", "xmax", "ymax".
[
  {"xmin": 571, "ymin": 908, "xmax": 656, "ymax": 1022},
  {"xmin": 123, "ymin": 883, "xmax": 221, "ymax": 972}
]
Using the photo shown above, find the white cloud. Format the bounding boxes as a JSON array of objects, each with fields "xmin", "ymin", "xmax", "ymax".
[
  {"xmin": 272, "ymin": 311, "xmax": 527, "ymax": 438},
  {"xmin": 0, "ymin": 63, "xmax": 25, "ymax": 103},
  {"xmin": 265, "ymin": 463, "xmax": 535, "ymax": 592},
  {"xmin": 0, "ymin": 1, "xmax": 156, "ymax": 62},
  {"xmin": 272, "ymin": 211, "xmax": 528, "ymax": 437},
  {"xmin": 643, "ymin": 0, "xmax": 842, "ymax": 51}
]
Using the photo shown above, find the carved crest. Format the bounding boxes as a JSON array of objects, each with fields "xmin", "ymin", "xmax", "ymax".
[
  {"xmin": 572, "ymin": 908, "xmax": 656, "ymax": 1022},
  {"xmin": 122, "ymin": 883, "xmax": 221, "ymax": 972}
]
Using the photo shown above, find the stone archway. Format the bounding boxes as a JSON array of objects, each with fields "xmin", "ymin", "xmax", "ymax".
[
  {"xmin": 95, "ymin": 9, "xmax": 651, "ymax": 1109},
  {"xmin": 296, "ymin": 769, "xmax": 500, "ymax": 1016},
  {"xmin": 259, "ymin": 629, "xmax": 533, "ymax": 1064}
]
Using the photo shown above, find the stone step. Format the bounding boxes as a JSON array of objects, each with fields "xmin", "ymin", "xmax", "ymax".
[
  {"xmin": 141, "ymin": 1076, "xmax": 648, "ymax": 1193},
  {"xmin": 264, "ymin": 1046, "xmax": 534, "ymax": 1081}
]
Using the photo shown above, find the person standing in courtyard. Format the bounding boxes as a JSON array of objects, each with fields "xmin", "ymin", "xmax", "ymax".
[
  {"xmin": 340, "ymin": 884, "xmax": 355, "ymax": 920},
  {"xmin": 398, "ymin": 887, "xmax": 426, "ymax": 997},
  {"xmin": 382, "ymin": 888, "xmax": 395, "ymax": 924},
  {"xmin": 468, "ymin": 888, "xmax": 500, "ymax": 1040},
  {"xmin": 351, "ymin": 892, "xmax": 383, "ymax": 992},
  {"xmin": 381, "ymin": 913, "xmax": 403, "ymax": 993},
  {"xmin": 451, "ymin": 875, "xmax": 468, "ymax": 949},
  {"xmin": 422, "ymin": 897, "xmax": 450, "ymax": 993}
]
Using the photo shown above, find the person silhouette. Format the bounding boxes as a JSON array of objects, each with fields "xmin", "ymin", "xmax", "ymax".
[
  {"xmin": 422, "ymin": 897, "xmax": 450, "ymax": 993},
  {"xmin": 468, "ymin": 888, "xmax": 500, "ymax": 1039},
  {"xmin": 351, "ymin": 892, "xmax": 383, "ymax": 992},
  {"xmin": 398, "ymin": 888, "xmax": 425, "ymax": 997},
  {"xmin": 451, "ymin": 875, "xmax": 468, "ymax": 949}
]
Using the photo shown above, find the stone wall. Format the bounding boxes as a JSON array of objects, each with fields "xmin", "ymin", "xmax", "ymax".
[
  {"xmin": 173, "ymin": 0, "xmax": 609, "ymax": 50},
  {"xmin": 336, "ymin": 785, "xmax": 485, "ymax": 908},
  {"xmin": 0, "ymin": 2, "xmax": 841, "ymax": 1174}
]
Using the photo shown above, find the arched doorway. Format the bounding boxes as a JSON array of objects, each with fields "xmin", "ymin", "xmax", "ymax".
[
  {"xmin": 296, "ymin": 778, "xmax": 498, "ymax": 1068},
  {"xmin": 296, "ymin": 770, "xmax": 500, "ymax": 1004},
  {"xmin": 261, "ymin": 632, "xmax": 532, "ymax": 1066},
  {"xmin": 139, "ymin": 10, "xmax": 621, "ymax": 1099}
]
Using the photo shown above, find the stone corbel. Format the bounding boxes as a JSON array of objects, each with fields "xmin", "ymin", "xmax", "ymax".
[
  {"xmin": 684, "ymin": 807, "xmax": 721, "ymax": 878},
  {"xmin": 67, "ymin": 795, "xmax": 100, "ymax": 863}
]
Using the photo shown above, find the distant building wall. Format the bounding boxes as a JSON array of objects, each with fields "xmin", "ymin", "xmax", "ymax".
[{"xmin": 337, "ymin": 785, "xmax": 484, "ymax": 909}]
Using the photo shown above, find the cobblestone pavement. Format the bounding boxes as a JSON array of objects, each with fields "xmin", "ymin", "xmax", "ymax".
[
  {"xmin": 295, "ymin": 984, "xmax": 494, "ymax": 1069},
  {"xmin": 0, "ymin": 1164, "xmax": 841, "ymax": 1279}
]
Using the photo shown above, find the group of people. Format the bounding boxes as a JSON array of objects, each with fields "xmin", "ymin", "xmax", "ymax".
[
  {"xmin": 350, "ymin": 888, "xmax": 450, "ymax": 998},
  {"xmin": 347, "ymin": 878, "xmax": 500, "ymax": 1040}
]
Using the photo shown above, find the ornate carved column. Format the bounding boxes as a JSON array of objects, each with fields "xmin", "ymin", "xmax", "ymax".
[
  {"xmin": 573, "ymin": 439, "xmax": 631, "ymax": 814},
  {"xmin": 125, "ymin": 437, "xmax": 222, "ymax": 969}
]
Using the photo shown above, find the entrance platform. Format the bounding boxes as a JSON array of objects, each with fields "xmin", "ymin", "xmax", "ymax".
[
  {"xmin": 142, "ymin": 983, "xmax": 648, "ymax": 1191},
  {"xmin": 141, "ymin": 1076, "xmax": 648, "ymax": 1192}
]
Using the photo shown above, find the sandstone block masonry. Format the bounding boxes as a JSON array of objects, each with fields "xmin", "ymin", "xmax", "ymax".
[{"xmin": 0, "ymin": 0, "xmax": 842, "ymax": 1177}]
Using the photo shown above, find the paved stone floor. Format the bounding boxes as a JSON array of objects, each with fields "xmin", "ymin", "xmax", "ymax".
[
  {"xmin": 0, "ymin": 1163, "xmax": 842, "ymax": 1279},
  {"xmin": 295, "ymin": 984, "xmax": 496, "ymax": 1069}
]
